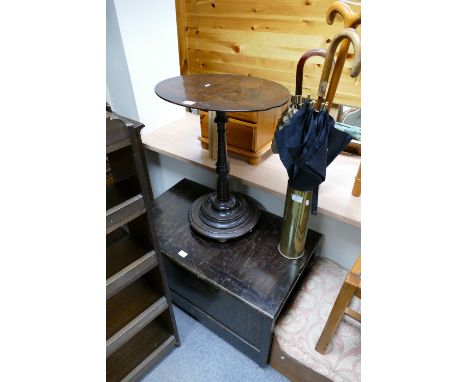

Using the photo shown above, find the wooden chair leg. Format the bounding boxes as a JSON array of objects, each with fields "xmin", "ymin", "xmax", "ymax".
[
  {"xmin": 315, "ymin": 280, "xmax": 357, "ymax": 354},
  {"xmin": 352, "ymin": 163, "xmax": 361, "ymax": 197}
]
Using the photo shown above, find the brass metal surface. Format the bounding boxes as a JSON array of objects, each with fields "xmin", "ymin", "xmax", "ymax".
[{"xmin": 279, "ymin": 186, "xmax": 313, "ymax": 259}]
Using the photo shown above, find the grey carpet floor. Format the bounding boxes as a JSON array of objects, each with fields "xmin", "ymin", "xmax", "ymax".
[{"xmin": 143, "ymin": 305, "xmax": 289, "ymax": 382}]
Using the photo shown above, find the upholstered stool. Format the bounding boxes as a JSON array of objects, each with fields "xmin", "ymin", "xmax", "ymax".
[{"xmin": 272, "ymin": 257, "xmax": 361, "ymax": 382}]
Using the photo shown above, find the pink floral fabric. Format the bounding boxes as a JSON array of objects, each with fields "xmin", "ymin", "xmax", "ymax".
[{"xmin": 275, "ymin": 257, "xmax": 361, "ymax": 382}]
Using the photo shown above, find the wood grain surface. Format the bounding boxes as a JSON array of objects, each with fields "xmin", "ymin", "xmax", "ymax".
[
  {"xmin": 155, "ymin": 74, "xmax": 290, "ymax": 112},
  {"xmin": 151, "ymin": 178, "xmax": 322, "ymax": 318},
  {"xmin": 176, "ymin": 0, "xmax": 361, "ymax": 107}
]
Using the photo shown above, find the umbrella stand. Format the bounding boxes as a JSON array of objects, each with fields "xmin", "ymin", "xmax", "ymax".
[
  {"xmin": 278, "ymin": 49, "xmax": 328, "ymax": 259},
  {"xmin": 279, "ymin": 187, "xmax": 313, "ymax": 258},
  {"xmin": 277, "ymin": 29, "xmax": 361, "ymax": 259}
]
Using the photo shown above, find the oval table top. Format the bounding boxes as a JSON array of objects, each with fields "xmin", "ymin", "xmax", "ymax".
[{"xmin": 154, "ymin": 74, "xmax": 290, "ymax": 112}]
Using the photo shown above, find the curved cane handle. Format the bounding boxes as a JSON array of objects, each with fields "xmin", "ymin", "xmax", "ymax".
[
  {"xmin": 324, "ymin": 1, "xmax": 361, "ymax": 106},
  {"xmin": 295, "ymin": 49, "xmax": 328, "ymax": 95},
  {"xmin": 318, "ymin": 28, "xmax": 361, "ymax": 99},
  {"xmin": 326, "ymin": 1, "xmax": 361, "ymax": 29}
]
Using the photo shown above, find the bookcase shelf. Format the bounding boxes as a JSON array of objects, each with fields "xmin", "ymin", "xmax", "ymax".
[{"xmin": 106, "ymin": 110, "xmax": 179, "ymax": 381}]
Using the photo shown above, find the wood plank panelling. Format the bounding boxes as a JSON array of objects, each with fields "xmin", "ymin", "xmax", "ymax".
[
  {"xmin": 177, "ymin": 0, "xmax": 361, "ymax": 107},
  {"xmin": 176, "ymin": 0, "xmax": 189, "ymax": 74}
]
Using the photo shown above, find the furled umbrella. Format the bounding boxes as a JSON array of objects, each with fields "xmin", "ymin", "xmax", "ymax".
[
  {"xmin": 274, "ymin": 28, "xmax": 361, "ymax": 259},
  {"xmin": 275, "ymin": 28, "xmax": 361, "ymax": 214}
]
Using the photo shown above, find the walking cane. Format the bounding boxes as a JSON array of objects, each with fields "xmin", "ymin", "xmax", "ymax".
[
  {"xmin": 315, "ymin": 28, "xmax": 361, "ymax": 111},
  {"xmin": 324, "ymin": 1, "xmax": 361, "ymax": 106},
  {"xmin": 325, "ymin": 1, "xmax": 362, "ymax": 197}
]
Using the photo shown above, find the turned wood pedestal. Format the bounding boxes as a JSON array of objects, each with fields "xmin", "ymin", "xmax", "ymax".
[{"xmin": 154, "ymin": 74, "xmax": 290, "ymax": 241}]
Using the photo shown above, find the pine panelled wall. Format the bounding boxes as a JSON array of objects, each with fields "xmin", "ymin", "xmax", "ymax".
[{"xmin": 175, "ymin": 0, "xmax": 361, "ymax": 107}]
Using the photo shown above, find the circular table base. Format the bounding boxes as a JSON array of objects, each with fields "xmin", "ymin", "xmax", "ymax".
[{"xmin": 188, "ymin": 192, "xmax": 260, "ymax": 241}]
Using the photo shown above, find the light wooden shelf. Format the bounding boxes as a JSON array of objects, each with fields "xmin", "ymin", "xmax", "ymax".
[{"xmin": 142, "ymin": 112, "xmax": 361, "ymax": 227}]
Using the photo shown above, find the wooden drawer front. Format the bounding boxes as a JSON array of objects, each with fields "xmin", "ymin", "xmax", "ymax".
[
  {"xmin": 200, "ymin": 112, "xmax": 255, "ymax": 152},
  {"xmin": 226, "ymin": 119, "xmax": 255, "ymax": 151},
  {"xmin": 163, "ymin": 257, "xmax": 267, "ymax": 349},
  {"xmin": 227, "ymin": 111, "xmax": 258, "ymax": 123}
]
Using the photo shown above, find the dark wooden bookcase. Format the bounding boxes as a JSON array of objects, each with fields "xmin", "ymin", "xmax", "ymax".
[{"xmin": 106, "ymin": 110, "xmax": 179, "ymax": 381}]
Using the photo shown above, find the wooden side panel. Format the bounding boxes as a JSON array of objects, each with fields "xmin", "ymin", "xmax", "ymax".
[
  {"xmin": 177, "ymin": 0, "xmax": 361, "ymax": 107},
  {"xmin": 175, "ymin": 0, "xmax": 189, "ymax": 74}
]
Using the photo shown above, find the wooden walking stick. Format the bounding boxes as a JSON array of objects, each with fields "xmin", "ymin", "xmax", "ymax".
[
  {"xmin": 325, "ymin": 2, "xmax": 362, "ymax": 197},
  {"xmin": 325, "ymin": 1, "xmax": 361, "ymax": 106},
  {"xmin": 315, "ymin": 28, "xmax": 361, "ymax": 111}
]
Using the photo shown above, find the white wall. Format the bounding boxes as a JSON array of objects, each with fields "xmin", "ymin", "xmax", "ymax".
[
  {"xmin": 113, "ymin": 0, "xmax": 185, "ymax": 133},
  {"xmin": 106, "ymin": 0, "xmax": 139, "ymax": 119}
]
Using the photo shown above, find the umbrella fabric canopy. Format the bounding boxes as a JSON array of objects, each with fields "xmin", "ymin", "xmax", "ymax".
[{"xmin": 274, "ymin": 102, "xmax": 352, "ymax": 214}]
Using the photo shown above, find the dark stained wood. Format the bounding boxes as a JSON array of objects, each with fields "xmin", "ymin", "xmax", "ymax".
[
  {"xmin": 106, "ymin": 296, "xmax": 168, "ymax": 357},
  {"xmin": 153, "ymin": 179, "xmax": 321, "ymax": 318},
  {"xmin": 106, "ymin": 112, "xmax": 143, "ymax": 154},
  {"xmin": 155, "ymin": 74, "xmax": 290, "ymax": 240},
  {"xmin": 106, "ymin": 117, "xmax": 130, "ymax": 154},
  {"xmin": 106, "ymin": 146, "xmax": 137, "ymax": 185},
  {"xmin": 107, "ymin": 318, "xmax": 175, "ymax": 382},
  {"xmin": 165, "ymin": 263, "xmax": 273, "ymax": 363},
  {"xmin": 106, "ymin": 110, "xmax": 180, "ymax": 380},
  {"xmin": 106, "ymin": 277, "xmax": 163, "ymax": 340},
  {"xmin": 106, "ymin": 194, "xmax": 146, "ymax": 234},
  {"xmin": 106, "ymin": 250, "xmax": 158, "ymax": 299},
  {"xmin": 154, "ymin": 74, "xmax": 290, "ymax": 112},
  {"xmin": 152, "ymin": 179, "xmax": 323, "ymax": 365},
  {"xmin": 125, "ymin": 120, "xmax": 181, "ymax": 346},
  {"xmin": 106, "ymin": 181, "xmax": 140, "ymax": 211},
  {"xmin": 106, "ymin": 228, "xmax": 152, "ymax": 280},
  {"xmin": 121, "ymin": 336, "xmax": 176, "ymax": 382}
]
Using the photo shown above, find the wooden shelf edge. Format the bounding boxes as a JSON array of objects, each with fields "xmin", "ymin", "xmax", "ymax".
[
  {"xmin": 106, "ymin": 250, "xmax": 158, "ymax": 300},
  {"xmin": 106, "ymin": 194, "xmax": 146, "ymax": 234},
  {"xmin": 106, "ymin": 296, "xmax": 168, "ymax": 357},
  {"xmin": 106, "ymin": 138, "xmax": 131, "ymax": 154},
  {"xmin": 121, "ymin": 335, "xmax": 176, "ymax": 382}
]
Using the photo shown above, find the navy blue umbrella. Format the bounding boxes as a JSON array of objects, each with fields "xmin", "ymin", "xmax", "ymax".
[{"xmin": 274, "ymin": 101, "xmax": 352, "ymax": 214}]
